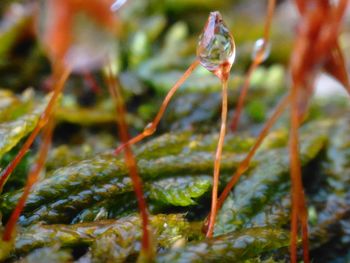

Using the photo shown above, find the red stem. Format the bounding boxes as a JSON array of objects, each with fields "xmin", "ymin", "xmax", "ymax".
[
  {"xmin": 206, "ymin": 76, "xmax": 229, "ymax": 238},
  {"xmin": 0, "ymin": 68, "xmax": 69, "ymax": 193},
  {"xmin": 230, "ymin": 0, "xmax": 276, "ymax": 132},
  {"xmin": 3, "ymin": 119, "xmax": 54, "ymax": 241},
  {"xmin": 105, "ymin": 66, "xmax": 154, "ymax": 260},
  {"xmin": 204, "ymin": 94, "xmax": 290, "ymax": 232},
  {"xmin": 114, "ymin": 60, "xmax": 200, "ymax": 155}
]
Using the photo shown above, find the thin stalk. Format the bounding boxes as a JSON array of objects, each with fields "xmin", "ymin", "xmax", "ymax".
[
  {"xmin": 289, "ymin": 84, "xmax": 309, "ymax": 263},
  {"xmin": 203, "ymin": 94, "xmax": 290, "ymax": 233},
  {"xmin": 105, "ymin": 66, "xmax": 154, "ymax": 260},
  {"xmin": 230, "ymin": 60, "xmax": 259, "ymax": 131},
  {"xmin": 230, "ymin": 0, "xmax": 276, "ymax": 132},
  {"xmin": 3, "ymin": 119, "xmax": 54, "ymax": 241},
  {"xmin": 0, "ymin": 68, "xmax": 70, "ymax": 193},
  {"xmin": 206, "ymin": 76, "xmax": 229, "ymax": 238},
  {"xmin": 290, "ymin": 194, "xmax": 298, "ymax": 263},
  {"xmin": 219, "ymin": 94, "xmax": 290, "ymax": 211},
  {"xmin": 263, "ymin": 0, "xmax": 276, "ymax": 41},
  {"xmin": 114, "ymin": 59, "xmax": 200, "ymax": 155}
]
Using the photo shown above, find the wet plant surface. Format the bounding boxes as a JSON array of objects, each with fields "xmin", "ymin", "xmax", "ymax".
[{"xmin": 0, "ymin": 1, "xmax": 349, "ymax": 262}]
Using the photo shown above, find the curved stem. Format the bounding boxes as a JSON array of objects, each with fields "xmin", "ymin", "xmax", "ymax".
[
  {"xmin": 263, "ymin": 0, "xmax": 276, "ymax": 41},
  {"xmin": 289, "ymin": 84, "xmax": 309, "ymax": 263},
  {"xmin": 203, "ymin": 94, "xmax": 290, "ymax": 233},
  {"xmin": 222, "ymin": 94, "xmax": 289, "ymax": 209},
  {"xmin": 230, "ymin": 0, "xmax": 276, "ymax": 132},
  {"xmin": 206, "ymin": 77, "xmax": 229, "ymax": 238},
  {"xmin": 3, "ymin": 119, "xmax": 54, "ymax": 241},
  {"xmin": 114, "ymin": 59, "xmax": 200, "ymax": 155},
  {"xmin": 0, "ymin": 68, "xmax": 70, "ymax": 193},
  {"xmin": 230, "ymin": 60, "xmax": 259, "ymax": 131},
  {"xmin": 106, "ymin": 66, "xmax": 154, "ymax": 260}
]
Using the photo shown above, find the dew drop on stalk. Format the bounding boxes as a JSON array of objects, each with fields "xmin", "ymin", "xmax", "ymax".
[
  {"xmin": 197, "ymin": 11, "xmax": 235, "ymax": 74},
  {"xmin": 251, "ymin": 38, "xmax": 271, "ymax": 62}
]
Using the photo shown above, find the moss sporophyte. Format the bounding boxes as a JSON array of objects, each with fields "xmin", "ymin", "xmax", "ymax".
[{"xmin": 0, "ymin": 0, "xmax": 349, "ymax": 262}]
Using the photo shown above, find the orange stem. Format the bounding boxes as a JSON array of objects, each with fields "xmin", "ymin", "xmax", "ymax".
[
  {"xmin": 230, "ymin": 0, "xmax": 276, "ymax": 132},
  {"xmin": 290, "ymin": 193, "xmax": 299, "ymax": 263},
  {"xmin": 263, "ymin": 0, "xmax": 276, "ymax": 42},
  {"xmin": 220, "ymin": 94, "xmax": 290, "ymax": 210},
  {"xmin": 230, "ymin": 61, "xmax": 259, "ymax": 131},
  {"xmin": 114, "ymin": 59, "xmax": 200, "ymax": 155},
  {"xmin": 300, "ymin": 197, "xmax": 310, "ymax": 263},
  {"xmin": 289, "ymin": 83, "xmax": 309, "ymax": 263},
  {"xmin": 206, "ymin": 76, "xmax": 229, "ymax": 238},
  {"xmin": 0, "ymin": 68, "xmax": 70, "ymax": 193},
  {"xmin": 3, "ymin": 119, "xmax": 55, "ymax": 241},
  {"xmin": 106, "ymin": 66, "xmax": 154, "ymax": 260},
  {"xmin": 203, "ymin": 94, "xmax": 290, "ymax": 233}
]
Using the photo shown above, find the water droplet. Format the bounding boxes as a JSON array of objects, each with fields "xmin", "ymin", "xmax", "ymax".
[
  {"xmin": 145, "ymin": 122, "xmax": 153, "ymax": 130},
  {"xmin": 197, "ymin": 11, "xmax": 235, "ymax": 73},
  {"xmin": 251, "ymin": 38, "xmax": 271, "ymax": 62},
  {"xmin": 144, "ymin": 122, "xmax": 156, "ymax": 135},
  {"xmin": 111, "ymin": 0, "xmax": 128, "ymax": 11}
]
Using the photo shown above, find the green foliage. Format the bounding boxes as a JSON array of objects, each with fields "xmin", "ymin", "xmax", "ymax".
[
  {"xmin": 0, "ymin": 91, "xmax": 44, "ymax": 159},
  {"xmin": 12, "ymin": 214, "xmax": 189, "ymax": 259},
  {"xmin": 156, "ymin": 227, "xmax": 289, "ymax": 262},
  {"xmin": 214, "ymin": 121, "xmax": 330, "ymax": 235},
  {"xmin": 149, "ymin": 175, "xmax": 212, "ymax": 206}
]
